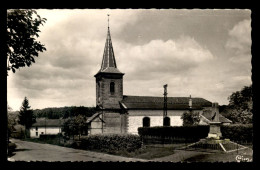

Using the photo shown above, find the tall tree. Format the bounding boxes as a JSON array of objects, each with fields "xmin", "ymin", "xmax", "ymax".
[
  {"xmin": 226, "ymin": 85, "xmax": 253, "ymax": 124},
  {"xmin": 18, "ymin": 97, "xmax": 36, "ymax": 137},
  {"xmin": 7, "ymin": 9, "xmax": 47, "ymax": 75}
]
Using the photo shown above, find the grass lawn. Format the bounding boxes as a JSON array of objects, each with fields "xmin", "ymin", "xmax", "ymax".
[
  {"xmin": 90, "ymin": 143, "xmax": 190, "ymax": 160},
  {"xmin": 183, "ymin": 147, "xmax": 253, "ymax": 162}
]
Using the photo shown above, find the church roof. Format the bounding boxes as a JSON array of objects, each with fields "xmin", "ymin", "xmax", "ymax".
[
  {"xmin": 120, "ymin": 95, "xmax": 212, "ymax": 110},
  {"xmin": 95, "ymin": 26, "xmax": 123, "ymax": 76}
]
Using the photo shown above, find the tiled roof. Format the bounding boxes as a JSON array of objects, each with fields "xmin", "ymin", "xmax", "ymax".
[
  {"xmin": 31, "ymin": 118, "xmax": 66, "ymax": 127},
  {"xmin": 95, "ymin": 27, "xmax": 123, "ymax": 76},
  {"xmin": 202, "ymin": 112, "xmax": 232, "ymax": 123},
  {"xmin": 86, "ymin": 112, "xmax": 101, "ymax": 123},
  {"xmin": 96, "ymin": 67, "xmax": 123, "ymax": 75},
  {"xmin": 121, "ymin": 95, "xmax": 212, "ymax": 110}
]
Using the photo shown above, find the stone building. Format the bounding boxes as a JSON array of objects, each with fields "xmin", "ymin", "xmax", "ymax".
[{"xmin": 87, "ymin": 25, "xmax": 231, "ymax": 135}]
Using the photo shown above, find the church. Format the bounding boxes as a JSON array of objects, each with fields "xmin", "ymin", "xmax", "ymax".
[{"xmin": 86, "ymin": 22, "xmax": 231, "ymax": 135}]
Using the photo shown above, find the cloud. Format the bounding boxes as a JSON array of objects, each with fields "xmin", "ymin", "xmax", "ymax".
[
  {"xmin": 7, "ymin": 10, "xmax": 252, "ymax": 111},
  {"xmin": 225, "ymin": 19, "xmax": 251, "ymax": 57},
  {"xmin": 116, "ymin": 35, "xmax": 214, "ymax": 81}
]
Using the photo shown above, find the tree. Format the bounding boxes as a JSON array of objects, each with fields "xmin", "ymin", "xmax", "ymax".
[
  {"xmin": 181, "ymin": 111, "xmax": 200, "ymax": 126},
  {"xmin": 7, "ymin": 105, "xmax": 16, "ymax": 135},
  {"xmin": 62, "ymin": 115, "xmax": 87, "ymax": 140},
  {"xmin": 228, "ymin": 85, "xmax": 252, "ymax": 111},
  {"xmin": 226, "ymin": 85, "xmax": 253, "ymax": 124},
  {"xmin": 18, "ymin": 97, "xmax": 36, "ymax": 137},
  {"xmin": 7, "ymin": 9, "xmax": 47, "ymax": 75}
]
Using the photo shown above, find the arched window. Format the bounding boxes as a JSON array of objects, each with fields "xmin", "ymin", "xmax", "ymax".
[
  {"xmin": 143, "ymin": 117, "xmax": 150, "ymax": 127},
  {"xmin": 110, "ymin": 82, "xmax": 115, "ymax": 94},
  {"xmin": 163, "ymin": 117, "xmax": 170, "ymax": 126}
]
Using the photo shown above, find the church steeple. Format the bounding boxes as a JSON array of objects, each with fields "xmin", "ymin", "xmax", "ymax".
[
  {"xmin": 95, "ymin": 14, "xmax": 123, "ymax": 76},
  {"xmin": 101, "ymin": 26, "xmax": 117, "ymax": 70},
  {"xmin": 94, "ymin": 15, "xmax": 124, "ymax": 109}
]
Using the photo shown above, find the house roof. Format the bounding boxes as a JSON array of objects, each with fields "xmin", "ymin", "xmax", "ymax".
[
  {"xmin": 202, "ymin": 112, "xmax": 232, "ymax": 123},
  {"xmin": 86, "ymin": 112, "xmax": 102, "ymax": 123},
  {"xmin": 31, "ymin": 118, "xmax": 66, "ymax": 127},
  {"xmin": 120, "ymin": 95, "xmax": 212, "ymax": 110}
]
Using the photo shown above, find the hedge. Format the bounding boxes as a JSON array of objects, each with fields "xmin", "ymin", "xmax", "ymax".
[
  {"xmin": 79, "ymin": 134, "xmax": 142, "ymax": 152},
  {"xmin": 138, "ymin": 124, "xmax": 253, "ymax": 143},
  {"xmin": 39, "ymin": 134, "xmax": 59, "ymax": 139},
  {"xmin": 221, "ymin": 124, "xmax": 253, "ymax": 143}
]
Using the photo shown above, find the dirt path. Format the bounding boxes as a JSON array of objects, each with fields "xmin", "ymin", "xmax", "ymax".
[{"xmin": 9, "ymin": 139, "xmax": 148, "ymax": 162}]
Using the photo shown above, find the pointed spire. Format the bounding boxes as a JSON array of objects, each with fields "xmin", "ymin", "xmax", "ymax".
[
  {"xmin": 96, "ymin": 15, "xmax": 123, "ymax": 75},
  {"xmin": 107, "ymin": 14, "xmax": 110, "ymax": 28}
]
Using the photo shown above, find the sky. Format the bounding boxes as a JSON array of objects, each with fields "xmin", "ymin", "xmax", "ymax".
[{"xmin": 7, "ymin": 9, "xmax": 252, "ymax": 111}]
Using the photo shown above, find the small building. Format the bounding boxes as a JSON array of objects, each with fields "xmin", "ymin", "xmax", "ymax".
[{"xmin": 30, "ymin": 118, "xmax": 65, "ymax": 138}]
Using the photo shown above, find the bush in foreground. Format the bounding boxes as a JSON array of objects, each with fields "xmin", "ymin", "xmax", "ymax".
[{"xmin": 79, "ymin": 134, "xmax": 142, "ymax": 152}]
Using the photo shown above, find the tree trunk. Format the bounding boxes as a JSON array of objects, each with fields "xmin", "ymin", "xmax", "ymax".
[{"xmin": 25, "ymin": 128, "xmax": 30, "ymax": 138}]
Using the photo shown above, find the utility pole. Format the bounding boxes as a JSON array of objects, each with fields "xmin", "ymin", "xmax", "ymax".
[{"xmin": 163, "ymin": 84, "xmax": 168, "ymax": 118}]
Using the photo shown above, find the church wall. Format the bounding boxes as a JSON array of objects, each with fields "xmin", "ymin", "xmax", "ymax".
[
  {"xmin": 103, "ymin": 112, "xmax": 123, "ymax": 133},
  {"xmin": 127, "ymin": 109, "xmax": 203, "ymax": 134},
  {"xmin": 128, "ymin": 115, "xmax": 182, "ymax": 134}
]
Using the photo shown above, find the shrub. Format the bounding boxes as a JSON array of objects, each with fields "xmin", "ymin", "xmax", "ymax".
[
  {"xmin": 39, "ymin": 134, "xmax": 58, "ymax": 140},
  {"xmin": 79, "ymin": 134, "xmax": 142, "ymax": 152},
  {"xmin": 138, "ymin": 124, "xmax": 253, "ymax": 143},
  {"xmin": 138, "ymin": 125, "xmax": 209, "ymax": 142},
  {"xmin": 8, "ymin": 142, "xmax": 17, "ymax": 156},
  {"xmin": 221, "ymin": 124, "xmax": 253, "ymax": 143}
]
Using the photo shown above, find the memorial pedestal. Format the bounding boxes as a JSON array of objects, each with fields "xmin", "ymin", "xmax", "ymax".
[{"xmin": 208, "ymin": 122, "xmax": 222, "ymax": 139}]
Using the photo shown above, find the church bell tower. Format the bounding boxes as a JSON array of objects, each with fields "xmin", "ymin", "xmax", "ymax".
[{"xmin": 94, "ymin": 15, "xmax": 124, "ymax": 109}]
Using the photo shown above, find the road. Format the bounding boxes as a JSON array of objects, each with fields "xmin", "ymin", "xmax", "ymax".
[{"xmin": 9, "ymin": 139, "xmax": 148, "ymax": 162}]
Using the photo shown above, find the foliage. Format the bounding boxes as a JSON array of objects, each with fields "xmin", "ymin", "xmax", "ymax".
[
  {"xmin": 181, "ymin": 111, "xmax": 200, "ymax": 126},
  {"xmin": 226, "ymin": 85, "xmax": 253, "ymax": 124},
  {"xmin": 8, "ymin": 142, "xmax": 17, "ymax": 156},
  {"xmin": 11, "ymin": 125, "xmax": 25, "ymax": 139},
  {"xmin": 18, "ymin": 97, "xmax": 36, "ymax": 130},
  {"xmin": 79, "ymin": 134, "xmax": 142, "ymax": 152},
  {"xmin": 221, "ymin": 124, "xmax": 253, "ymax": 143},
  {"xmin": 225, "ymin": 109, "xmax": 252, "ymax": 124},
  {"xmin": 62, "ymin": 115, "xmax": 88, "ymax": 139},
  {"xmin": 138, "ymin": 126, "xmax": 209, "ymax": 142},
  {"xmin": 7, "ymin": 9, "xmax": 46, "ymax": 75},
  {"xmin": 7, "ymin": 105, "xmax": 16, "ymax": 134},
  {"xmin": 33, "ymin": 106, "xmax": 96, "ymax": 119},
  {"xmin": 138, "ymin": 124, "xmax": 253, "ymax": 143},
  {"xmin": 228, "ymin": 85, "xmax": 252, "ymax": 111}
]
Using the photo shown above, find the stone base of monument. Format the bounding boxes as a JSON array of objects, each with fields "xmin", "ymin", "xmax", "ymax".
[
  {"xmin": 207, "ymin": 122, "xmax": 222, "ymax": 140},
  {"xmin": 178, "ymin": 122, "xmax": 248, "ymax": 153},
  {"xmin": 179, "ymin": 138, "xmax": 248, "ymax": 153}
]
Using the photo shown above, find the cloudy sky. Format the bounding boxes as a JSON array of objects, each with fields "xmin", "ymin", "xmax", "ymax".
[{"xmin": 7, "ymin": 9, "xmax": 252, "ymax": 111}]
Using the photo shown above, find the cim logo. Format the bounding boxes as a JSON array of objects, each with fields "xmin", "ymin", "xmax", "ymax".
[{"xmin": 235, "ymin": 154, "xmax": 252, "ymax": 162}]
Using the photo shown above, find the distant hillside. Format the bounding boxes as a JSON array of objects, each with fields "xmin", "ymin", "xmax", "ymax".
[{"xmin": 33, "ymin": 106, "xmax": 96, "ymax": 119}]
